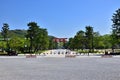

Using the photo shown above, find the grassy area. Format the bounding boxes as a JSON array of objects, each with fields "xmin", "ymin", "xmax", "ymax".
[
  {"xmin": 74, "ymin": 49, "xmax": 105, "ymax": 53},
  {"xmin": 0, "ymin": 51, "xmax": 7, "ymax": 54},
  {"xmin": 35, "ymin": 50, "xmax": 48, "ymax": 54},
  {"xmin": 0, "ymin": 51, "xmax": 8, "ymax": 56}
]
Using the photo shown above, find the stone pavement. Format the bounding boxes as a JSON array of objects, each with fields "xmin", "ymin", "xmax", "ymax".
[{"xmin": 0, "ymin": 57, "xmax": 120, "ymax": 80}]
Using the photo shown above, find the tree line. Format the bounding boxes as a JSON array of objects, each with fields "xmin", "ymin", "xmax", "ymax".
[
  {"xmin": 66, "ymin": 8, "xmax": 120, "ymax": 53},
  {"xmin": 66, "ymin": 27, "xmax": 113, "ymax": 52},
  {"xmin": 0, "ymin": 8, "xmax": 120, "ymax": 54},
  {"xmin": 0, "ymin": 22, "xmax": 58, "ymax": 54}
]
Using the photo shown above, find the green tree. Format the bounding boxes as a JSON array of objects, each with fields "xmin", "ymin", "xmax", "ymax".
[
  {"xmin": 94, "ymin": 34, "xmax": 113, "ymax": 49},
  {"xmin": 9, "ymin": 36, "xmax": 24, "ymax": 52},
  {"xmin": 26, "ymin": 22, "xmax": 49, "ymax": 53},
  {"xmin": 93, "ymin": 32, "xmax": 100, "ymax": 49},
  {"xmin": 102, "ymin": 34, "xmax": 112, "ymax": 49},
  {"xmin": 112, "ymin": 8, "xmax": 120, "ymax": 37},
  {"xmin": 110, "ymin": 32, "xmax": 118, "ymax": 52},
  {"xmin": 93, "ymin": 32, "xmax": 105, "ymax": 49},
  {"xmin": 34, "ymin": 28, "xmax": 49, "ymax": 51},
  {"xmin": 73, "ymin": 30, "xmax": 85, "ymax": 50},
  {"xmin": 0, "ymin": 41, "xmax": 7, "ymax": 52},
  {"xmin": 26, "ymin": 22, "xmax": 40, "ymax": 52},
  {"xmin": 1, "ymin": 23, "xmax": 9, "ymax": 41},
  {"xmin": 111, "ymin": 8, "xmax": 120, "ymax": 51},
  {"xmin": 67, "ymin": 38, "xmax": 75, "ymax": 50},
  {"xmin": 1, "ymin": 23, "xmax": 10, "ymax": 51},
  {"xmin": 85, "ymin": 26, "xmax": 94, "ymax": 52},
  {"xmin": 48, "ymin": 36, "xmax": 57, "ymax": 49}
]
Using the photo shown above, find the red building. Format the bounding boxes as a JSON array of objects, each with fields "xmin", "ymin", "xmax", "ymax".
[{"xmin": 53, "ymin": 38, "xmax": 67, "ymax": 43}]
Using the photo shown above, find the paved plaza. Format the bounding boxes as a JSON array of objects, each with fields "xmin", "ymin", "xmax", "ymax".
[{"xmin": 0, "ymin": 57, "xmax": 120, "ymax": 80}]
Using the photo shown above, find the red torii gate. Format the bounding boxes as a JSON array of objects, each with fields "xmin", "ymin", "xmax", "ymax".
[{"xmin": 53, "ymin": 38, "xmax": 67, "ymax": 43}]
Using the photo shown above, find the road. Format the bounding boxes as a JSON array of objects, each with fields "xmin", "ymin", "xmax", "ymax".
[{"xmin": 0, "ymin": 57, "xmax": 120, "ymax": 80}]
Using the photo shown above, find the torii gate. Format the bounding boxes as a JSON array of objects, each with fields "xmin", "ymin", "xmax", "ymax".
[
  {"xmin": 53, "ymin": 38, "xmax": 67, "ymax": 48},
  {"xmin": 53, "ymin": 38, "xmax": 67, "ymax": 43}
]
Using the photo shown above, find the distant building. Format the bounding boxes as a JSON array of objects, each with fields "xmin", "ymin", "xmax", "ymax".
[
  {"xmin": 53, "ymin": 38, "xmax": 67, "ymax": 49},
  {"xmin": 53, "ymin": 38, "xmax": 67, "ymax": 43}
]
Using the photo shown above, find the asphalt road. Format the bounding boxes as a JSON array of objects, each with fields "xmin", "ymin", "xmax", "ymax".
[{"xmin": 0, "ymin": 57, "xmax": 120, "ymax": 80}]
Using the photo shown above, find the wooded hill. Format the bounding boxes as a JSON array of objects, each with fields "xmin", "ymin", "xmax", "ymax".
[
  {"xmin": 0, "ymin": 29, "xmax": 27, "ymax": 38},
  {"xmin": 0, "ymin": 29, "xmax": 56, "ymax": 39}
]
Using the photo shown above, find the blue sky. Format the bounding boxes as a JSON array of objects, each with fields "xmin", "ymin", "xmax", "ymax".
[{"xmin": 0, "ymin": 0, "xmax": 120, "ymax": 38}]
